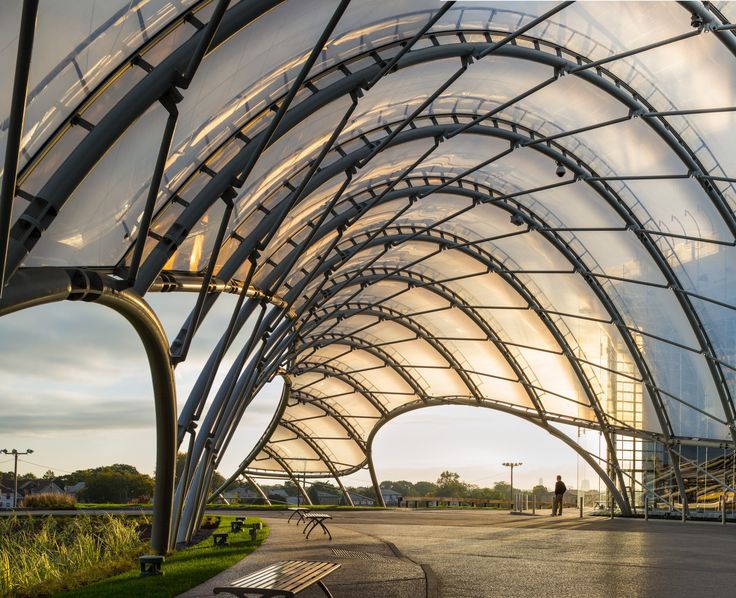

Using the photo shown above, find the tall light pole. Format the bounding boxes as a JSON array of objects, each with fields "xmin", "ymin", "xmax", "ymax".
[
  {"xmin": 1, "ymin": 448, "xmax": 33, "ymax": 508},
  {"xmin": 502, "ymin": 462, "xmax": 522, "ymax": 511}
]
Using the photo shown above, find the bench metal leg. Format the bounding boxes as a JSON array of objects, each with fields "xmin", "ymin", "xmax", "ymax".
[
  {"xmin": 303, "ymin": 520, "xmax": 316, "ymax": 536},
  {"xmin": 305, "ymin": 521, "xmax": 331, "ymax": 540},
  {"xmin": 320, "ymin": 523, "xmax": 332, "ymax": 541},
  {"xmin": 317, "ymin": 580, "xmax": 334, "ymax": 598}
]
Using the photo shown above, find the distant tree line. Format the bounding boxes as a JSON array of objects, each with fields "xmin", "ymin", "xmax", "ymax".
[
  {"xmin": 232, "ymin": 471, "xmax": 557, "ymax": 503},
  {"xmin": 1, "ymin": 453, "xmax": 225, "ymax": 504}
]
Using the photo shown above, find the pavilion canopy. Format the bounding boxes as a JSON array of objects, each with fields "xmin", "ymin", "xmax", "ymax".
[{"xmin": 2, "ymin": 0, "xmax": 736, "ymax": 483}]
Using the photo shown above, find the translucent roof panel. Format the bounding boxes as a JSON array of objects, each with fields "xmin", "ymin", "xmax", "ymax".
[{"xmin": 5, "ymin": 1, "xmax": 736, "ymax": 486}]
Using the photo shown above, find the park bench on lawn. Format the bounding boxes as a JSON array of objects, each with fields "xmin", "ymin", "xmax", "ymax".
[
  {"xmin": 302, "ymin": 512, "xmax": 333, "ymax": 540},
  {"xmin": 213, "ymin": 560, "xmax": 340, "ymax": 598}
]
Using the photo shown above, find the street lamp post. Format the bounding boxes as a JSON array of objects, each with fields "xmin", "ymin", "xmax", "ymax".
[
  {"xmin": 1, "ymin": 448, "xmax": 33, "ymax": 508},
  {"xmin": 502, "ymin": 462, "xmax": 522, "ymax": 512}
]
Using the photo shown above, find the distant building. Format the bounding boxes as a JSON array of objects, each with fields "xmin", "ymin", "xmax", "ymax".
[
  {"xmin": 312, "ymin": 489, "xmax": 340, "ymax": 505},
  {"xmin": 0, "ymin": 483, "xmax": 13, "ymax": 508},
  {"xmin": 381, "ymin": 488, "xmax": 402, "ymax": 506},
  {"xmin": 20, "ymin": 480, "xmax": 63, "ymax": 496},
  {"xmin": 64, "ymin": 481, "xmax": 86, "ymax": 496},
  {"xmin": 268, "ymin": 488, "xmax": 291, "ymax": 504},
  {"xmin": 348, "ymin": 492, "xmax": 375, "ymax": 506},
  {"xmin": 222, "ymin": 486, "xmax": 260, "ymax": 503}
]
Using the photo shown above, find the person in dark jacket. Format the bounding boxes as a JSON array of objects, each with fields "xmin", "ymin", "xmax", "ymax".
[{"xmin": 551, "ymin": 475, "xmax": 566, "ymax": 516}]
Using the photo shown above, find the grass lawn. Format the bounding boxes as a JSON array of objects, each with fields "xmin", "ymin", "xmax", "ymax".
[{"xmin": 58, "ymin": 516, "xmax": 267, "ymax": 598}]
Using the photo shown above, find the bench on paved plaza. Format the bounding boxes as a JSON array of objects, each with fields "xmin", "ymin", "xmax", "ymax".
[
  {"xmin": 213, "ymin": 532, "xmax": 229, "ymax": 546},
  {"xmin": 139, "ymin": 555, "xmax": 164, "ymax": 576},
  {"xmin": 302, "ymin": 512, "xmax": 333, "ymax": 540},
  {"xmin": 213, "ymin": 560, "xmax": 340, "ymax": 598},
  {"xmin": 287, "ymin": 507, "xmax": 309, "ymax": 524}
]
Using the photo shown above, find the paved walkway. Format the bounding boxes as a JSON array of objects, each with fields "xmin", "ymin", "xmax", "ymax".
[{"xmin": 181, "ymin": 509, "xmax": 736, "ymax": 598}]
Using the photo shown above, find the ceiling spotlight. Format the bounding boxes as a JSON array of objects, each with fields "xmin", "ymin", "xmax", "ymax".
[
  {"xmin": 555, "ymin": 161, "xmax": 566, "ymax": 178},
  {"xmin": 510, "ymin": 212, "xmax": 525, "ymax": 227}
]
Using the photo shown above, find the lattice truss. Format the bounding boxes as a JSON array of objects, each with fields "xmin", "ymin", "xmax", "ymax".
[{"xmin": 1, "ymin": 1, "xmax": 736, "ymax": 549}]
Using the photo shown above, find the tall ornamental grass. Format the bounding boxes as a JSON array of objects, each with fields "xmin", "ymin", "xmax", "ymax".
[
  {"xmin": 21, "ymin": 492, "xmax": 77, "ymax": 509},
  {"xmin": 0, "ymin": 514, "xmax": 147, "ymax": 596}
]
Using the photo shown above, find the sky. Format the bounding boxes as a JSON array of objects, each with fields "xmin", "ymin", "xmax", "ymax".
[{"xmin": 0, "ymin": 293, "xmax": 601, "ymax": 491}]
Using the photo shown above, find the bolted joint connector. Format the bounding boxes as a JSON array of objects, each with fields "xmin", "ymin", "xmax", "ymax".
[
  {"xmin": 160, "ymin": 87, "xmax": 183, "ymax": 113},
  {"xmin": 66, "ymin": 269, "xmax": 105, "ymax": 302}
]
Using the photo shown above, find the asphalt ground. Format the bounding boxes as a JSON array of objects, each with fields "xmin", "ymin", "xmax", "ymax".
[{"xmin": 180, "ymin": 508, "xmax": 736, "ymax": 598}]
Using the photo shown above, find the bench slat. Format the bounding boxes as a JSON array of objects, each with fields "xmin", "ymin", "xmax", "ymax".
[
  {"xmin": 215, "ymin": 560, "xmax": 340, "ymax": 596},
  {"xmin": 231, "ymin": 561, "xmax": 308, "ymax": 587},
  {"xmin": 232, "ymin": 561, "xmax": 334, "ymax": 589}
]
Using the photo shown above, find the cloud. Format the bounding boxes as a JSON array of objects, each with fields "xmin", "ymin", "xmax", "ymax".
[
  {"xmin": 0, "ymin": 395, "xmax": 154, "ymax": 432},
  {"xmin": 0, "ymin": 302, "xmax": 148, "ymax": 382}
]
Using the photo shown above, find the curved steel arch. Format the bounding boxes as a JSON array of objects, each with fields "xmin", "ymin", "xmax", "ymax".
[
  {"xmin": 128, "ymin": 27, "xmax": 736, "ymax": 298},
  {"xmin": 290, "ymin": 387, "xmax": 371, "ymax": 452},
  {"xmin": 0, "ymin": 269, "xmax": 177, "ymax": 554},
  {"xmin": 299, "ymin": 278, "xmax": 634, "ymax": 489},
  {"xmin": 245, "ymin": 121, "xmax": 735, "ymax": 448},
  {"xmin": 296, "ymin": 277, "xmax": 549, "ymax": 423},
  {"xmin": 141, "ymin": 28, "xmax": 728, "ymax": 413},
  {"xmin": 5, "ymin": 0, "xmax": 283, "ymax": 284},
  {"xmin": 6, "ymin": 0, "xmax": 736, "ymax": 541},
  {"xmin": 297, "ymin": 337, "xmax": 434, "ymax": 403},
  {"xmin": 360, "ymin": 398, "xmax": 630, "ymax": 512},
  {"xmin": 279, "ymin": 418, "xmax": 355, "ymax": 505}
]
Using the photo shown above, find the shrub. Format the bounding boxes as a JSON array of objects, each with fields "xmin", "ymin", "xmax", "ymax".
[
  {"xmin": 21, "ymin": 492, "xmax": 77, "ymax": 509},
  {"xmin": 200, "ymin": 516, "xmax": 221, "ymax": 529}
]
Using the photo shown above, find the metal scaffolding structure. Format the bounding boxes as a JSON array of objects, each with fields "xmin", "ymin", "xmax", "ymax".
[{"xmin": 2, "ymin": 0, "xmax": 736, "ymax": 551}]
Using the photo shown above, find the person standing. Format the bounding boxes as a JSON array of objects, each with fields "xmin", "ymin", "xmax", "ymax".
[{"xmin": 551, "ymin": 475, "xmax": 566, "ymax": 516}]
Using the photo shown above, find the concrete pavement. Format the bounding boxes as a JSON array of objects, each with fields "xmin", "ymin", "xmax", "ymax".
[{"xmin": 180, "ymin": 508, "xmax": 736, "ymax": 598}]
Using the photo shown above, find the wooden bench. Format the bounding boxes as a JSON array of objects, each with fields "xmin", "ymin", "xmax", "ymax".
[
  {"xmin": 213, "ymin": 560, "xmax": 340, "ymax": 598},
  {"xmin": 287, "ymin": 507, "xmax": 309, "ymax": 525},
  {"xmin": 213, "ymin": 532, "xmax": 229, "ymax": 546},
  {"xmin": 302, "ymin": 512, "xmax": 333, "ymax": 540}
]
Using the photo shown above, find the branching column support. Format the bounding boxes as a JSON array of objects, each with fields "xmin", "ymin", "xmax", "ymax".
[
  {"xmin": 0, "ymin": 0, "xmax": 38, "ymax": 295},
  {"xmin": 0, "ymin": 269, "xmax": 177, "ymax": 555}
]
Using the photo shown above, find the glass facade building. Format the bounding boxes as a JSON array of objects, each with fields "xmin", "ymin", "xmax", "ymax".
[{"xmin": 1, "ymin": 0, "xmax": 735, "ymax": 551}]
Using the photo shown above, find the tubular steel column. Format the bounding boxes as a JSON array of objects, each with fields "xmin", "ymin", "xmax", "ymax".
[
  {"xmin": 0, "ymin": 0, "xmax": 38, "ymax": 294},
  {"xmin": 367, "ymin": 450, "xmax": 386, "ymax": 508},
  {"xmin": 0, "ymin": 268, "xmax": 177, "ymax": 555},
  {"xmin": 244, "ymin": 474, "xmax": 272, "ymax": 505},
  {"xmin": 209, "ymin": 377, "xmax": 292, "ymax": 500},
  {"xmin": 94, "ymin": 284, "xmax": 177, "ymax": 555}
]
